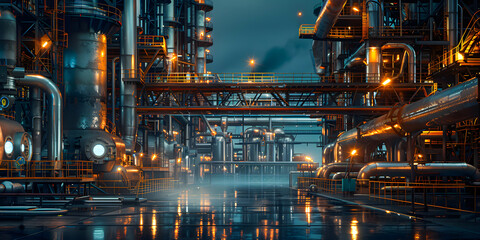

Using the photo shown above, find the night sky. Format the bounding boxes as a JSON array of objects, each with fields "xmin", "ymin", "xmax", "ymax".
[
  {"xmin": 209, "ymin": 0, "xmax": 317, "ymax": 73},
  {"xmin": 209, "ymin": 0, "xmax": 323, "ymax": 160}
]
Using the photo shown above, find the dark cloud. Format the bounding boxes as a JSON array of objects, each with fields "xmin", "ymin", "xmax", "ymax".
[{"xmin": 257, "ymin": 38, "xmax": 305, "ymax": 72}]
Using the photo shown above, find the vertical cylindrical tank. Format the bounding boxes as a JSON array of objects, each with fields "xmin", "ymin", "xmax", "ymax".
[
  {"xmin": 277, "ymin": 135, "xmax": 294, "ymax": 162},
  {"xmin": 265, "ymin": 131, "xmax": 275, "ymax": 162},
  {"xmin": 64, "ymin": 27, "xmax": 107, "ymax": 130},
  {"xmin": 245, "ymin": 128, "xmax": 262, "ymax": 161},
  {"xmin": 212, "ymin": 134, "xmax": 226, "ymax": 162},
  {"xmin": 0, "ymin": 9, "xmax": 17, "ymax": 68}
]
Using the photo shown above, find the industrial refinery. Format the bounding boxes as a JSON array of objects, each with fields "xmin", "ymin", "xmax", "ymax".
[{"xmin": 1, "ymin": 0, "xmax": 480, "ymax": 239}]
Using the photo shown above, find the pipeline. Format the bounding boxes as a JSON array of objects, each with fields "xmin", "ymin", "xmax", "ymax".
[
  {"xmin": 357, "ymin": 162, "xmax": 480, "ymax": 181},
  {"xmin": 316, "ymin": 162, "xmax": 365, "ymax": 178},
  {"xmin": 17, "ymin": 75, "xmax": 63, "ymax": 162},
  {"xmin": 206, "ymin": 117, "xmax": 322, "ymax": 126},
  {"xmin": 332, "ymin": 77, "xmax": 478, "ymax": 163}
]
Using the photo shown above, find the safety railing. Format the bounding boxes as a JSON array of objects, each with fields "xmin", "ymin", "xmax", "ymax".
[
  {"xmin": 0, "ymin": 160, "xmax": 93, "ymax": 180},
  {"xmin": 299, "ymin": 24, "xmax": 315, "ymax": 37},
  {"xmin": 138, "ymin": 35, "xmax": 166, "ymax": 50},
  {"xmin": 368, "ymin": 180, "xmax": 480, "ymax": 214},
  {"xmin": 328, "ymin": 26, "xmax": 362, "ymax": 38},
  {"xmin": 428, "ymin": 45, "xmax": 463, "ymax": 74},
  {"xmin": 135, "ymin": 178, "xmax": 174, "ymax": 196},
  {"xmin": 297, "ymin": 177, "xmax": 342, "ymax": 194},
  {"xmin": 196, "ymin": 35, "xmax": 213, "ymax": 43},
  {"xmin": 96, "ymin": 179, "xmax": 135, "ymax": 195},
  {"xmin": 144, "ymin": 72, "xmax": 430, "ymax": 84}
]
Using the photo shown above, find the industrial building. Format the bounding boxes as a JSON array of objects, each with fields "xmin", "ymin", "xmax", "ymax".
[{"xmin": 1, "ymin": 0, "xmax": 480, "ymax": 238}]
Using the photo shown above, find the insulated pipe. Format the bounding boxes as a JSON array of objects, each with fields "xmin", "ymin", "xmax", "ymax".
[
  {"xmin": 312, "ymin": 0, "xmax": 348, "ymax": 75},
  {"xmin": 314, "ymin": 0, "xmax": 348, "ymax": 39},
  {"xmin": 121, "ymin": 0, "xmax": 138, "ymax": 153},
  {"xmin": 17, "ymin": 75, "xmax": 62, "ymax": 162},
  {"xmin": 30, "ymin": 88, "xmax": 41, "ymax": 161},
  {"xmin": 335, "ymin": 78, "xmax": 479, "ymax": 162},
  {"xmin": 316, "ymin": 162, "xmax": 365, "ymax": 178},
  {"xmin": 357, "ymin": 162, "xmax": 480, "ymax": 180},
  {"xmin": 381, "ymin": 43, "xmax": 417, "ymax": 83}
]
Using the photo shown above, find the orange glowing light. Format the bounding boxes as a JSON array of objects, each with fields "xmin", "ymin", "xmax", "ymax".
[
  {"xmin": 249, "ymin": 59, "xmax": 255, "ymax": 66},
  {"xmin": 205, "ymin": 49, "xmax": 210, "ymax": 53},
  {"xmin": 152, "ymin": 154, "xmax": 157, "ymax": 160},
  {"xmin": 298, "ymin": 12, "xmax": 303, "ymax": 16},
  {"xmin": 351, "ymin": 149, "xmax": 357, "ymax": 156},
  {"xmin": 205, "ymin": 17, "xmax": 211, "ymax": 22},
  {"xmin": 352, "ymin": 7, "xmax": 360, "ymax": 12},
  {"xmin": 42, "ymin": 41, "xmax": 49, "ymax": 48},
  {"xmin": 382, "ymin": 78, "xmax": 391, "ymax": 86}
]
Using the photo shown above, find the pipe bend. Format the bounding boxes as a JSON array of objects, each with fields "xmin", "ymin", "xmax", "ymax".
[
  {"xmin": 381, "ymin": 43, "xmax": 417, "ymax": 83},
  {"xmin": 16, "ymin": 75, "xmax": 63, "ymax": 161}
]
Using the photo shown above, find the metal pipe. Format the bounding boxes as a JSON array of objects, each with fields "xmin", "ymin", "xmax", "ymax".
[
  {"xmin": 30, "ymin": 88, "xmax": 42, "ymax": 161},
  {"xmin": 17, "ymin": 75, "xmax": 62, "ymax": 162},
  {"xmin": 335, "ymin": 78, "xmax": 479, "ymax": 162},
  {"xmin": 344, "ymin": 43, "xmax": 366, "ymax": 69},
  {"xmin": 205, "ymin": 117, "xmax": 322, "ymax": 126},
  {"xmin": 111, "ymin": 57, "xmax": 119, "ymax": 126},
  {"xmin": 316, "ymin": 162, "xmax": 365, "ymax": 178},
  {"xmin": 357, "ymin": 162, "xmax": 480, "ymax": 180},
  {"xmin": 311, "ymin": 0, "xmax": 348, "ymax": 75},
  {"xmin": 314, "ymin": 0, "xmax": 348, "ymax": 39},
  {"xmin": 121, "ymin": 0, "xmax": 138, "ymax": 153},
  {"xmin": 165, "ymin": 0, "xmax": 175, "ymax": 71},
  {"xmin": 447, "ymin": 0, "xmax": 458, "ymax": 50},
  {"xmin": 381, "ymin": 43, "xmax": 417, "ymax": 83}
]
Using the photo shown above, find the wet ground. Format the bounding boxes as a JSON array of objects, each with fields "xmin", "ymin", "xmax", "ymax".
[{"xmin": 1, "ymin": 185, "xmax": 480, "ymax": 239}]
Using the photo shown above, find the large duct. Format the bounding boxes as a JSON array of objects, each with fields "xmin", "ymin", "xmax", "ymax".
[
  {"xmin": 333, "ymin": 78, "xmax": 479, "ymax": 163},
  {"xmin": 357, "ymin": 162, "xmax": 480, "ymax": 181},
  {"xmin": 311, "ymin": 0, "xmax": 348, "ymax": 75},
  {"xmin": 17, "ymin": 75, "xmax": 62, "ymax": 162},
  {"xmin": 120, "ymin": 0, "xmax": 138, "ymax": 153},
  {"xmin": 381, "ymin": 43, "xmax": 417, "ymax": 83}
]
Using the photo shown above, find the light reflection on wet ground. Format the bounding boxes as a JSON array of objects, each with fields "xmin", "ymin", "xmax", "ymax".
[{"xmin": 1, "ymin": 185, "xmax": 479, "ymax": 239}]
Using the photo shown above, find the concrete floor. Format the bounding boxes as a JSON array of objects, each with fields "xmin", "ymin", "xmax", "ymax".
[{"xmin": 1, "ymin": 185, "xmax": 479, "ymax": 239}]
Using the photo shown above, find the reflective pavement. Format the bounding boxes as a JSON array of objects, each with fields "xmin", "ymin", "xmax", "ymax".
[{"xmin": 1, "ymin": 185, "xmax": 479, "ymax": 239}]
